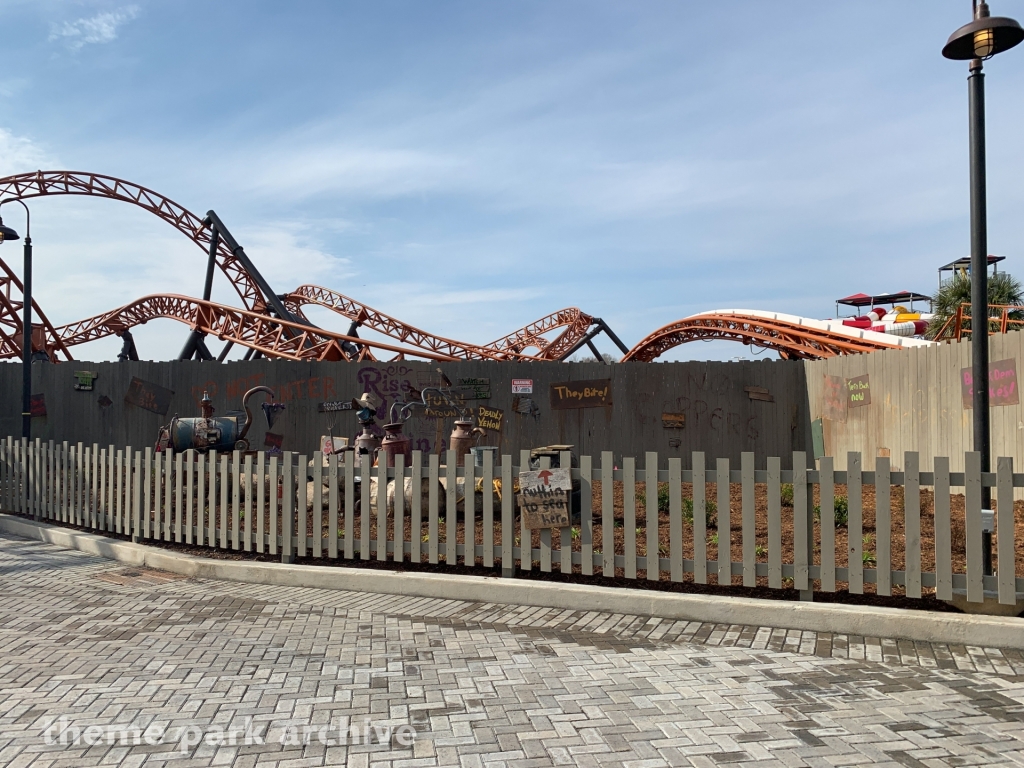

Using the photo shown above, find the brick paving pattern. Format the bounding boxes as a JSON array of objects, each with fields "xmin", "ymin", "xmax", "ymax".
[{"xmin": 0, "ymin": 531, "xmax": 1022, "ymax": 767}]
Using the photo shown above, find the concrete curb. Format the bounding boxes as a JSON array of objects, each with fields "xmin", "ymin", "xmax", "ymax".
[{"xmin": 3, "ymin": 513, "xmax": 1022, "ymax": 650}]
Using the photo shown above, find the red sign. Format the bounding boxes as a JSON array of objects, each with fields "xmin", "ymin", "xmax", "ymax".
[
  {"xmin": 29, "ymin": 394, "xmax": 46, "ymax": 418},
  {"xmin": 961, "ymin": 359, "xmax": 1019, "ymax": 408}
]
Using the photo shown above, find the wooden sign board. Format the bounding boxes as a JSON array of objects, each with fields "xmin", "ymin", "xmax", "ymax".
[
  {"xmin": 822, "ymin": 375, "xmax": 847, "ymax": 421},
  {"xmin": 661, "ymin": 412, "xmax": 685, "ymax": 429},
  {"xmin": 961, "ymin": 358, "xmax": 1019, "ymax": 408},
  {"xmin": 550, "ymin": 379, "xmax": 612, "ymax": 410},
  {"xmin": 74, "ymin": 371, "xmax": 98, "ymax": 391},
  {"xmin": 518, "ymin": 468, "xmax": 571, "ymax": 529},
  {"xmin": 846, "ymin": 374, "xmax": 870, "ymax": 408},
  {"xmin": 320, "ymin": 436, "xmax": 349, "ymax": 455},
  {"xmin": 318, "ymin": 401, "xmax": 352, "ymax": 413},
  {"xmin": 477, "ymin": 405, "xmax": 503, "ymax": 433},
  {"xmin": 29, "ymin": 393, "xmax": 46, "ymax": 418},
  {"xmin": 124, "ymin": 377, "xmax": 174, "ymax": 415},
  {"xmin": 422, "ymin": 390, "xmax": 461, "ymax": 419},
  {"xmin": 457, "ymin": 377, "xmax": 491, "ymax": 400},
  {"xmin": 745, "ymin": 386, "xmax": 774, "ymax": 402}
]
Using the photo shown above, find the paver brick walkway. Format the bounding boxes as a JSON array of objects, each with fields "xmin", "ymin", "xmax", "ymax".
[{"xmin": 0, "ymin": 531, "xmax": 1022, "ymax": 767}]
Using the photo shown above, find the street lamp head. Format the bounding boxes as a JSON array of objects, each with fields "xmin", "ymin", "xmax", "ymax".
[
  {"xmin": 943, "ymin": 2, "xmax": 1023, "ymax": 60},
  {"xmin": 0, "ymin": 217, "xmax": 20, "ymax": 244}
]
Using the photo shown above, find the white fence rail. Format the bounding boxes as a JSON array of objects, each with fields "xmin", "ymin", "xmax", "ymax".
[{"xmin": 2, "ymin": 437, "xmax": 1021, "ymax": 606}]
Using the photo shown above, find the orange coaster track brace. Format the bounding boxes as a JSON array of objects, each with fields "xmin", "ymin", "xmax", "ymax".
[
  {"xmin": 285, "ymin": 284, "xmax": 617, "ymax": 362},
  {"xmin": 623, "ymin": 312, "xmax": 913, "ymax": 362},
  {"xmin": 0, "ymin": 171, "xmax": 267, "ymax": 313},
  {"xmin": 0, "ymin": 256, "xmax": 73, "ymax": 362},
  {"xmin": 283, "ymin": 284, "xmax": 520, "ymax": 361},
  {"xmin": 931, "ymin": 302, "xmax": 1024, "ymax": 341},
  {"xmin": 52, "ymin": 294, "xmax": 459, "ymax": 363}
]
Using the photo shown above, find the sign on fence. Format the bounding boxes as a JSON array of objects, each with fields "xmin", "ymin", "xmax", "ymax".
[
  {"xmin": 512, "ymin": 378, "xmax": 533, "ymax": 394},
  {"xmin": 477, "ymin": 405, "xmax": 503, "ymax": 432},
  {"xmin": 961, "ymin": 359, "xmax": 1019, "ymax": 408},
  {"xmin": 822, "ymin": 375, "xmax": 847, "ymax": 421},
  {"xmin": 457, "ymin": 377, "xmax": 491, "ymax": 400},
  {"xmin": 550, "ymin": 379, "xmax": 612, "ymax": 410},
  {"xmin": 518, "ymin": 468, "xmax": 571, "ymax": 528},
  {"xmin": 124, "ymin": 377, "xmax": 175, "ymax": 415},
  {"xmin": 846, "ymin": 374, "xmax": 871, "ymax": 408}
]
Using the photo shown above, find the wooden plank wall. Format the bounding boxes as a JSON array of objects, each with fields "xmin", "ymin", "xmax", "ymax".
[
  {"xmin": 804, "ymin": 333, "xmax": 1024, "ymax": 472},
  {"xmin": 0, "ymin": 358, "xmax": 814, "ymax": 468}
]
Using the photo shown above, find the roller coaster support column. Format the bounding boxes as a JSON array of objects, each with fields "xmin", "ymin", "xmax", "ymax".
[
  {"xmin": 179, "ymin": 227, "xmax": 221, "ymax": 360},
  {"xmin": 203, "ymin": 210, "xmax": 302, "ymax": 327}
]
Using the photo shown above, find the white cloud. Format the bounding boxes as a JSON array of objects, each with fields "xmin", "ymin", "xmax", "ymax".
[
  {"xmin": 0, "ymin": 128, "xmax": 56, "ymax": 177},
  {"xmin": 49, "ymin": 6, "xmax": 139, "ymax": 52}
]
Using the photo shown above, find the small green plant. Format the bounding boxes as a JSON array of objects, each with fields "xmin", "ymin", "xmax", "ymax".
[
  {"xmin": 637, "ymin": 484, "xmax": 672, "ymax": 514},
  {"xmin": 709, "ymin": 533, "xmax": 719, "ymax": 545},
  {"xmin": 682, "ymin": 497, "xmax": 717, "ymax": 526},
  {"xmin": 862, "ymin": 551, "xmax": 876, "ymax": 566},
  {"xmin": 421, "ymin": 533, "xmax": 430, "ymax": 542},
  {"xmin": 780, "ymin": 484, "xmax": 794, "ymax": 506},
  {"xmin": 812, "ymin": 495, "xmax": 849, "ymax": 527},
  {"xmin": 571, "ymin": 527, "xmax": 581, "ymax": 540},
  {"xmin": 635, "ymin": 527, "xmax": 643, "ymax": 536},
  {"xmin": 755, "ymin": 545, "xmax": 767, "ymax": 557},
  {"xmin": 658, "ymin": 543, "xmax": 669, "ymax": 555},
  {"xmin": 338, "ymin": 529, "xmax": 345, "ymax": 537}
]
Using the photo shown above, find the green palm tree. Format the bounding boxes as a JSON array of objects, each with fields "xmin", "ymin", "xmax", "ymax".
[{"xmin": 928, "ymin": 271, "xmax": 1023, "ymax": 339}]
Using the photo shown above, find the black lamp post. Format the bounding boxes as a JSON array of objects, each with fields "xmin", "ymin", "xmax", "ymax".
[
  {"xmin": 943, "ymin": 1, "xmax": 1022, "ymax": 574},
  {"xmin": 0, "ymin": 201, "xmax": 32, "ymax": 440}
]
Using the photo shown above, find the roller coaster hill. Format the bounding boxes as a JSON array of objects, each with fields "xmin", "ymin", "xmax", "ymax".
[{"xmin": 0, "ymin": 171, "xmax": 944, "ymax": 366}]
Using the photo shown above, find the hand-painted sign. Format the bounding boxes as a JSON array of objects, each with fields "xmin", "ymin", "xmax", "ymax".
[
  {"xmin": 124, "ymin": 377, "xmax": 174, "ymax": 415},
  {"xmin": 421, "ymin": 391, "xmax": 461, "ymax": 419},
  {"xmin": 846, "ymin": 375, "xmax": 870, "ymax": 408},
  {"xmin": 512, "ymin": 378, "xmax": 533, "ymax": 394},
  {"xmin": 550, "ymin": 379, "xmax": 612, "ymax": 410},
  {"xmin": 317, "ymin": 401, "xmax": 353, "ymax": 412},
  {"xmin": 822, "ymin": 375, "xmax": 847, "ymax": 421},
  {"xmin": 518, "ymin": 468, "xmax": 571, "ymax": 529},
  {"xmin": 29, "ymin": 393, "xmax": 46, "ymax": 418},
  {"xmin": 457, "ymin": 377, "xmax": 491, "ymax": 400},
  {"xmin": 320, "ymin": 435, "xmax": 349, "ymax": 455},
  {"xmin": 264, "ymin": 432, "xmax": 283, "ymax": 451},
  {"xmin": 512, "ymin": 396, "xmax": 540, "ymax": 419},
  {"xmin": 477, "ymin": 405, "xmax": 503, "ymax": 433},
  {"xmin": 961, "ymin": 359, "xmax": 1019, "ymax": 408},
  {"xmin": 73, "ymin": 371, "xmax": 98, "ymax": 391},
  {"xmin": 661, "ymin": 412, "xmax": 685, "ymax": 429}
]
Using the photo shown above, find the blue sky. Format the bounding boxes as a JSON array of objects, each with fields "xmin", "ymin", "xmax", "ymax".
[{"xmin": 0, "ymin": 0, "xmax": 1022, "ymax": 362}]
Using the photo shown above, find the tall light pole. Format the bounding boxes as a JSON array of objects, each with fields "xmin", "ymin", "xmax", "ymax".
[
  {"xmin": 0, "ymin": 201, "xmax": 32, "ymax": 439},
  {"xmin": 943, "ymin": 2, "xmax": 1022, "ymax": 572}
]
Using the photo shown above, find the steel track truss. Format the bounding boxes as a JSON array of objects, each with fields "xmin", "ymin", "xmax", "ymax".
[
  {"xmin": 53, "ymin": 294, "xmax": 459, "ymax": 363},
  {"xmin": 623, "ymin": 312, "xmax": 912, "ymax": 362},
  {"xmin": 0, "ymin": 171, "xmax": 266, "ymax": 312},
  {"xmin": 0, "ymin": 257, "xmax": 73, "ymax": 362},
  {"xmin": 285, "ymin": 284, "xmax": 599, "ymax": 361}
]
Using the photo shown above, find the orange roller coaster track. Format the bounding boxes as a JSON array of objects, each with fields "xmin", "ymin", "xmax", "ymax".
[
  {"xmin": 283, "ymin": 284, "xmax": 602, "ymax": 361},
  {"xmin": 623, "ymin": 310, "xmax": 932, "ymax": 362},
  {"xmin": 0, "ymin": 170, "xmax": 608, "ymax": 363},
  {"xmin": 53, "ymin": 294, "xmax": 459, "ymax": 363}
]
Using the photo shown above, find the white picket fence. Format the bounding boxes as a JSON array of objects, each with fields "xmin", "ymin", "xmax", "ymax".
[{"xmin": 1, "ymin": 436, "xmax": 1021, "ymax": 606}]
